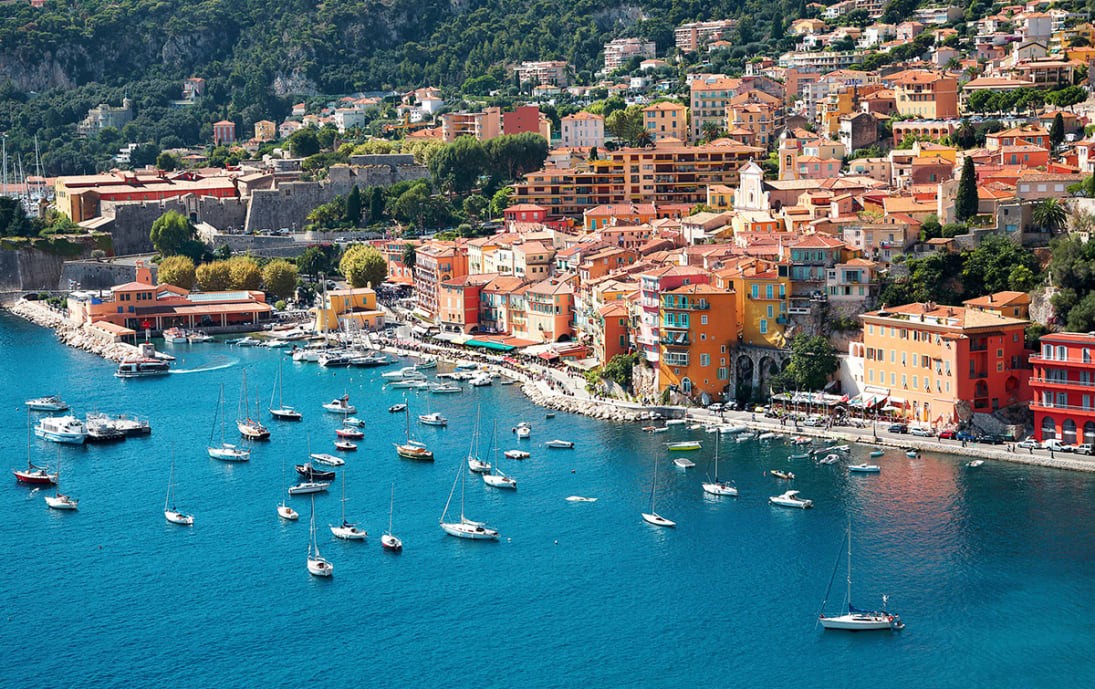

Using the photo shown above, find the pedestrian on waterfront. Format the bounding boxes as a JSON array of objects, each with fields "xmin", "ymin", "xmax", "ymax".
[{"xmin": 1029, "ymin": 446, "xmax": 1033, "ymax": 455}]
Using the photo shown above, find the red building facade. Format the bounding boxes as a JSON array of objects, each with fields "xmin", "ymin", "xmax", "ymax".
[{"xmin": 1030, "ymin": 332, "xmax": 1095, "ymax": 444}]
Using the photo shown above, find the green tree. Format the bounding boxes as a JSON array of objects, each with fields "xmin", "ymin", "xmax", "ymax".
[
  {"xmin": 962, "ymin": 234, "xmax": 1040, "ymax": 296},
  {"xmin": 401, "ymin": 242, "xmax": 417, "ymax": 269},
  {"xmin": 339, "ymin": 244, "xmax": 388, "ymax": 288},
  {"xmin": 463, "ymin": 194, "xmax": 488, "ymax": 221},
  {"xmin": 297, "ymin": 246, "xmax": 331, "ymax": 279},
  {"xmin": 605, "ymin": 105, "xmax": 646, "ymax": 146},
  {"xmin": 0, "ymin": 196, "xmax": 33, "ymax": 237},
  {"xmin": 430, "ymin": 136, "xmax": 488, "ymax": 193},
  {"xmin": 368, "ymin": 186, "xmax": 385, "ymax": 224},
  {"xmin": 955, "ymin": 156, "xmax": 979, "ymax": 222},
  {"xmin": 602, "ymin": 352, "xmax": 639, "ymax": 390},
  {"xmin": 490, "ymin": 186, "xmax": 513, "ymax": 217},
  {"xmin": 149, "ymin": 210, "xmax": 195, "ymax": 256},
  {"xmin": 771, "ymin": 335, "xmax": 838, "ymax": 392},
  {"xmin": 289, "ymin": 128, "xmax": 320, "ymax": 158},
  {"xmin": 1050, "ymin": 112, "xmax": 1065, "ymax": 149},
  {"xmin": 155, "ymin": 151, "xmax": 178, "ymax": 171},
  {"xmin": 227, "ymin": 256, "xmax": 262, "ymax": 290},
  {"xmin": 1032, "ymin": 198, "xmax": 1067, "ymax": 233},
  {"xmin": 262, "ymin": 259, "xmax": 299, "ymax": 299},
  {"xmin": 157, "ymin": 255, "xmax": 195, "ymax": 290},
  {"xmin": 196, "ymin": 261, "xmax": 232, "ymax": 291},
  {"xmin": 919, "ymin": 214, "xmax": 942, "ymax": 242},
  {"xmin": 345, "ymin": 185, "xmax": 362, "ymax": 226}
]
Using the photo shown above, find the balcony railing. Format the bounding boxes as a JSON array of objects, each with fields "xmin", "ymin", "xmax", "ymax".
[
  {"xmin": 660, "ymin": 334, "xmax": 691, "ymax": 346},
  {"xmin": 1031, "ymin": 400, "xmax": 1095, "ymax": 413},
  {"xmin": 1031, "ymin": 376, "xmax": 1095, "ymax": 388},
  {"xmin": 1030, "ymin": 355, "xmax": 1095, "ymax": 365},
  {"xmin": 663, "ymin": 301, "xmax": 709, "ymax": 310}
]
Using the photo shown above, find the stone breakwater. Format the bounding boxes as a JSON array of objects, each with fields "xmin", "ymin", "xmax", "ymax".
[
  {"xmin": 520, "ymin": 380, "xmax": 657, "ymax": 422},
  {"xmin": 6, "ymin": 299, "xmax": 140, "ymax": 362}
]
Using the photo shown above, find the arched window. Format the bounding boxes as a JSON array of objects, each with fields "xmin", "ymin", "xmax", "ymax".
[
  {"xmin": 1041, "ymin": 416, "xmax": 1056, "ymax": 440},
  {"xmin": 1063, "ymin": 419, "xmax": 1077, "ymax": 445},
  {"xmin": 1084, "ymin": 421, "xmax": 1095, "ymax": 445},
  {"xmin": 681, "ymin": 377, "xmax": 692, "ymax": 394}
]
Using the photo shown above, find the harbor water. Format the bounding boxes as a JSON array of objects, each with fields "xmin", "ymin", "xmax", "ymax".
[{"xmin": 2, "ymin": 311, "xmax": 1094, "ymax": 688}]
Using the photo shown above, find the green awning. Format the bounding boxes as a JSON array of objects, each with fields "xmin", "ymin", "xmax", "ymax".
[{"xmin": 465, "ymin": 339, "xmax": 515, "ymax": 351}]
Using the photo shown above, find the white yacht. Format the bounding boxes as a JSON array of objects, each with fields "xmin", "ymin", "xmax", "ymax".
[
  {"xmin": 288, "ymin": 481, "xmax": 330, "ymax": 495},
  {"xmin": 307, "ymin": 497, "xmax": 333, "ymax": 577},
  {"xmin": 26, "ymin": 395, "xmax": 69, "ymax": 411},
  {"xmin": 514, "ymin": 422, "xmax": 531, "ymax": 439},
  {"xmin": 330, "ymin": 471, "xmax": 367, "ymax": 540},
  {"xmin": 702, "ymin": 440, "xmax": 737, "ymax": 496},
  {"xmin": 164, "ymin": 454, "xmax": 193, "ymax": 525},
  {"xmin": 309, "ymin": 453, "xmax": 345, "ymax": 467},
  {"xmin": 641, "ymin": 457, "xmax": 675, "ymax": 527},
  {"xmin": 545, "ymin": 439, "xmax": 574, "ymax": 449},
  {"xmin": 769, "ymin": 490, "xmax": 813, "ymax": 509},
  {"xmin": 418, "ymin": 411, "xmax": 448, "ymax": 427},
  {"xmin": 322, "ymin": 395, "xmax": 356, "ymax": 415},
  {"xmin": 34, "ymin": 416, "xmax": 87, "ymax": 445},
  {"xmin": 440, "ymin": 455, "xmax": 499, "ymax": 540},
  {"xmin": 818, "ymin": 529, "xmax": 904, "ymax": 631}
]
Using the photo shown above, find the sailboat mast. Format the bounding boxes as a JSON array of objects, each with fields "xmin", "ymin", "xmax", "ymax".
[
  {"xmin": 846, "ymin": 527, "xmax": 853, "ymax": 606},
  {"xmin": 341, "ymin": 470, "xmax": 347, "ymax": 523},
  {"xmin": 388, "ymin": 483, "xmax": 394, "ymax": 534},
  {"xmin": 650, "ymin": 458, "xmax": 658, "ymax": 512}
]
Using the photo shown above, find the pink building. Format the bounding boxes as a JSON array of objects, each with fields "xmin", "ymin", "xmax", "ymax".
[
  {"xmin": 213, "ymin": 120, "xmax": 236, "ymax": 146},
  {"xmin": 636, "ymin": 266, "xmax": 711, "ymax": 363}
]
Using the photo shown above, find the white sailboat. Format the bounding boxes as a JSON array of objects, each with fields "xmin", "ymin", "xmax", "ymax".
[
  {"xmin": 641, "ymin": 457, "xmax": 675, "ymax": 527},
  {"xmin": 44, "ymin": 446, "xmax": 78, "ymax": 510},
  {"xmin": 330, "ymin": 470, "xmax": 367, "ymax": 540},
  {"xmin": 164, "ymin": 453, "xmax": 194, "ymax": 525},
  {"xmin": 702, "ymin": 440, "xmax": 738, "ymax": 496},
  {"xmin": 818, "ymin": 529, "xmax": 904, "ymax": 631},
  {"xmin": 382, "ymin": 483, "xmax": 403, "ymax": 552},
  {"xmin": 307, "ymin": 496, "xmax": 333, "ymax": 577},
  {"xmin": 236, "ymin": 370, "xmax": 270, "ymax": 440},
  {"xmin": 482, "ymin": 422, "xmax": 516, "ymax": 489},
  {"xmin": 467, "ymin": 406, "xmax": 491, "ymax": 473},
  {"xmin": 269, "ymin": 357, "xmax": 302, "ymax": 421},
  {"xmin": 440, "ymin": 454, "xmax": 499, "ymax": 540},
  {"xmin": 208, "ymin": 383, "xmax": 251, "ymax": 461},
  {"xmin": 278, "ymin": 453, "xmax": 299, "ymax": 521}
]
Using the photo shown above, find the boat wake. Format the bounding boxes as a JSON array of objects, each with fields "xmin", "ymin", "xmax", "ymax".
[{"xmin": 170, "ymin": 359, "xmax": 238, "ymax": 375}]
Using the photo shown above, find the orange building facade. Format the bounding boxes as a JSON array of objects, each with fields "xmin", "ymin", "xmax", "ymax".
[{"xmin": 658, "ymin": 284, "xmax": 737, "ymax": 400}]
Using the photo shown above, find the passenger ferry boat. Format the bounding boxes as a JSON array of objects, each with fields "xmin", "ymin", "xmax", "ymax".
[
  {"xmin": 115, "ymin": 358, "xmax": 171, "ymax": 378},
  {"xmin": 34, "ymin": 416, "xmax": 88, "ymax": 444}
]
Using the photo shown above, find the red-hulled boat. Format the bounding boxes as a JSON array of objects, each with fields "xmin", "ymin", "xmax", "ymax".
[
  {"xmin": 14, "ymin": 462, "xmax": 57, "ymax": 485},
  {"xmin": 335, "ymin": 427, "xmax": 365, "ymax": 439}
]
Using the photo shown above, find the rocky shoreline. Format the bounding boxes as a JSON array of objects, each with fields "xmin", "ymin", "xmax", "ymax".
[{"xmin": 5, "ymin": 299, "xmax": 141, "ymax": 362}]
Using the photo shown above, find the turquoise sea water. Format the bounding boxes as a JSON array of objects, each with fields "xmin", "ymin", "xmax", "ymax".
[{"xmin": 3, "ymin": 311, "xmax": 1095, "ymax": 688}]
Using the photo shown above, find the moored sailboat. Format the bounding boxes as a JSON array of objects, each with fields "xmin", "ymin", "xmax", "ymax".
[
  {"xmin": 268, "ymin": 357, "xmax": 302, "ymax": 421},
  {"xmin": 44, "ymin": 447, "xmax": 78, "ymax": 511},
  {"xmin": 395, "ymin": 404, "xmax": 434, "ymax": 460},
  {"xmin": 164, "ymin": 452, "xmax": 194, "ymax": 525},
  {"xmin": 236, "ymin": 370, "xmax": 270, "ymax": 440},
  {"xmin": 702, "ymin": 441, "xmax": 738, "ymax": 496},
  {"xmin": 482, "ymin": 422, "xmax": 516, "ymax": 489},
  {"xmin": 330, "ymin": 470, "xmax": 366, "ymax": 540},
  {"xmin": 440, "ymin": 454, "xmax": 499, "ymax": 540},
  {"xmin": 382, "ymin": 483, "xmax": 402, "ymax": 552},
  {"xmin": 307, "ymin": 496, "xmax": 333, "ymax": 577},
  {"xmin": 818, "ymin": 529, "xmax": 904, "ymax": 631},
  {"xmin": 208, "ymin": 383, "xmax": 251, "ymax": 462},
  {"xmin": 641, "ymin": 457, "xmax": 675, "ymax": 527}
]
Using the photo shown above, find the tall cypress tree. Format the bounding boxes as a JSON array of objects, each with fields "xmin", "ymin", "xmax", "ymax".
[
  {"xmin": 1050, "ymin": 112, "xmax": 1064, "ymax": 149},
  {"xmin": 956, "ymin": 155, "xmax": 978, "ymax": 222},
  {"xmin": 345, "ymin": 185, "xmax": 362, "ymax": 226}
]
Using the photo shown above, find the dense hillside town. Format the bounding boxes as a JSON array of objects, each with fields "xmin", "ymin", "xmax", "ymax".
[{"xmin": 6, "ymin": 0, "xmax": 1095, "ymax": 446}]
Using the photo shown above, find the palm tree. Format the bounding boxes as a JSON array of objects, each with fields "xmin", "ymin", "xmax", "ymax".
[{"xmin": 1032, "ymin": 198, "xmax": 1068, "ymax": 234}]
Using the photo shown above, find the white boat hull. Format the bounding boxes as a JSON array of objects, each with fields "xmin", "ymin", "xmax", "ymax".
[
  {"xmin": 288, "ymin": 482, "xmax": 330, "ymax": 495},
  {"xmin": 308, "ymin": 557, "xmax": 333, "ymax": 577},
  {"xmin": 331, "ymin": 525, "xmax": 367, "ymax": 540},
  {"xmin": 309, "ymin": 453, "xmax": 345, "ymax": 466},
  {"xmin": 323, "ymin": 404, "xmax": 357, "ymax": 415},
  {"xmin": 208, "ymin": 445, "xmax": 251, "ymax": 461},
  {"xmin": 642, "ymin": 512, "xmax": 676, "ymax": 527},
  {"xmin": 702, "ymin": 482, "xmax": 738, "ymax": 496},
  {"xmin": 468, "ymin": 458, "xmax": 491, "ymax": 473},
  {"xmin": 278, "ymin": 504, "xmax": 299, "ymax": 521},
  {"xmin": 382, "ymin": 534, "xmax": 403, "ymax": 551},
  {"xmin": 769, "ymin": 497, "xmax": 812, "ymax": 509},
  {"xmin": 165, "ymin": 509, "xmax": 194, "ymax": 525},
  {"xmin": 33, "ymin": 427, "xmax": 86, "ymax": 445},
  {"xmin": 440, "ymin": 521, "xmax": 499, "ymax": 540},
  {"xmin": 483, "ymin": 474, "xmax": 517, "ymax": 489},
  {"xmin": 45, "ymin": 495, "xmax": 78, "ymax": 510},
  {"xmin": 819, "ymin": 614, "xmax": 899, "ymax": 630}
]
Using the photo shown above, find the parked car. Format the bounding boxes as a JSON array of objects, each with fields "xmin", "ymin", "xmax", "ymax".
[
  {"xmin": 976, "ymin": 434, "xmax": 1003, "ymax": 445},
  {"xmin": 956, "ymin": 431, "xmax": 978, "ymax": 442},
  {"xmin": 1017, "ymin": 438, "xmax": 1039, "ymax": 449},
  {"xmin": 1076, "ymin": 443, "xmax": 1093, "ymax": 455},
  {"xmin": 938, "ymin": 429, "xmax": 957, "ymax": 440},
  {"xmin": 909, "ymin": 427, "xmax": 932, "ymax": 437},
  {"xmin": 887, "ymin": 423, "xmax": 907, "ymax": 434}
]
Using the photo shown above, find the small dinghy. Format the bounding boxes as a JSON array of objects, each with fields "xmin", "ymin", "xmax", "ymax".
[
  {"xmin": 673, "ymin": 457, "xmax": 696, "ymax": 469},
  {"xmin": 869, "ymin": 450, "xmax": 884, "ymax": 458},
  {"xmin": 848, "ymin": 464, "xmax": 881, "ymax": 473},
  {"xmin": 334, "ymin": 440, "xmax": 358, "ymax": 451},
  {"xmin": 770, "ymin": 470, "xmax": 795, "ymax": 480},
  {"xmin": 504, "ymin": 450, "xmax": 530, "ymax": 459}
]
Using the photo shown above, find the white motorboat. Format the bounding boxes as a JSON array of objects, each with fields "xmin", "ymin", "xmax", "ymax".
[
  {"xmin": 467, "ymin": 407, "xmax": 491, "ymax": 473},
  {"xmin": 735, "ymin": 432, "xmax": 756, "ymax": 442},
  {"xmin": 440, "ymin": 453, "xmax": 499, "ymax": 541},
  {"xmin": 164, "ymin": 454, "xmax": 193, "ymax": 525},
  {"xmin": 967, "ymin": 459, "xmax": 985, "ymax": 467},
  {"xmin": 818, "ymin": 453, "xmax": 840, "ymax": 465},
  {"xmin": 818, "ymin": 529, "xmax": 904, "ymax": 631},
  {"xmin": 470, "ymin": 374, "xmax": 492, "ymax": 387},
  {"xmin": 26, "ymin": 395, "xmax": 69, "ymax": 412},
  {"xmin": 504, "ymin": 450, "xmax": 529, "ymax": 460},
  {"xmin": 673, "ymin": 457, "xmax": 696, "ymax": 469},
  {"xmin": 545, "ymin": 439, "xmax": 574, "ymax": 449},
  {"xmin": 641, "ymin": 458, "xmax": 675, "ymax": 528},
  {"xmin": 791, "ymin": 436, "xmax": 812, "ymax": 445},
  {"xmin": 849, "ymin": 464, "xmax": 881, "ymax": 473},
  {"xmin": 430, "ymin": 383, "xmax": 462, "ymax": 394},
  {"xmin": 769, "ymin": 490, "xmax": 813, "ymax": 509},
  {"xmin": 382, "ymin": 484, "xmax": 402, "ymax": 552},
  {"xmin": 187, "ymin": 331, "xmax": 213, "ymax": 343},
  {"xmin": 330, "ymin": 470, "xmax": 367, "ymax": 540},
  {"xmin": 388, "ymin": 379, "xmax": 428, "ymax": 389},
  {"xmin": 381, "ymin": 367, "xmax": 425, "ymax": 381},
  {"xmin": 293, "ymin": 348, "xmax": 322, "ymax": 363},
  {"xmin": 310, "ymin": 453, "xmax": 345, "ymax": 467},
  {"xmin": 702, "ymin": 441, "xmax": 738, "ymax": 496},
  {"xmin": 318, "ymin": 352, "xmax": 352, "ymax": 367},
  {"xmin": 34, "ymin": 416, "xmax": 87, "ymax": 445},
  {"xmin": 724, "ymin": 424, "xmax": 748, "ymax": 434},
  {"xmin": 208, "ymin": 384, "xmax": 251, "ymax": 462},
  {"xmin": 482, "ymin": 422, "xmax": 516, "ymax": 490},
  {"xmin": 307, "ymin": 497, "xmax": 333, "ymax": 577},
  {"xmin": 758, "ymin": 432, "xmax": 780, "ymax": 441},
  {"xmin": 334, "ymin": 439, "xmax": 357, "ymax": 451},
  {"xmin": 388, "ymin": 403, "xmax": 407, "ymax": 414},
  {"xmin": 163, "ymin": 327, "xmax": 187, "ymax": 343},
  {"xmin": 418, "ymin": 412, "xmax": 448, "ymax": 427},
  {"xmin": 566, "ymin": 496, "xmax": 598, "ymax": 502},
  {"xmin": 344, "ymin": 417, "xmax": 366, "ymax": 427},
  {"xmin": 514, "ymin": 422, "xmax": 531, "ymax": 439},
  {"xmin": 665, "ymin": 419, "xmax": 687, "ymax": 426},
  {"xmin": 322, "ymin": 394, "xmax": 356, "ymax": 415},
  {"xmin": 289, "ymin": 481, "xmax": 330, "ymax": 495}
]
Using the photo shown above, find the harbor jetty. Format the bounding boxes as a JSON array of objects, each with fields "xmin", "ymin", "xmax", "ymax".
[{"xmin": 5, "ymin": 298, "xmax": 145, "ymax": 362}]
